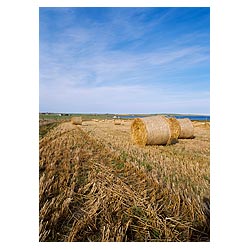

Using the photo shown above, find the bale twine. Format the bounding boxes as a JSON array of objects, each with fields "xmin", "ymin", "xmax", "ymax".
[
  {"xmin": 130, "ymin": 115, "xmax": 180, "ymax": 146},
  {"xmin": 177, "ymin": 118, "xmax": 194, "ymax": 139},
  {"xmin": 71, "ymin": 116, "xmax": 82, "ymax": 125}
]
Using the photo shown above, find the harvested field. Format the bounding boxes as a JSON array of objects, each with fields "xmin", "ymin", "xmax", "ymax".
[{"xmin": 39, "ymin": 119, "xmax": 210, "ymax": 242}]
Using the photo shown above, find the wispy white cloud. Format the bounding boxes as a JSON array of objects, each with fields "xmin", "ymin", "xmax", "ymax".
[{"xmin": 40, "ymin": 41, "xmax": 208, "ymax": 86}]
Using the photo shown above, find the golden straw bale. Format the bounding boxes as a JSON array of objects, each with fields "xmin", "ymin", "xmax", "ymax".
[
  {"xmin": 130, "ymin": 115, "xmax": 180, "ymax": 146},
  {"xmin": 177, "ymin": 118, "xmax": 194, "ymax": 139},
  {"xmin": 71, "ymin": 116, "xmax": 82, "ymax": 125},
  {"xmin": 164, "ymin": 117, "xmax": 181, "ymax": 144},
  {"xmin": 114, "ymin": 120, "xmax": 121, "ymax": 125}
]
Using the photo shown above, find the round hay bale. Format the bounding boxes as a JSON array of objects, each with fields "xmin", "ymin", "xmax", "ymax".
[
  {"xmin": 71, "ymin": 116, "xmax": 82, "ymax": 125},
  {"xmin": 177, "ymin": 118, "xmax": 194, "ymax": 139},
  {"xmin": 130, "ymin": 115, "xmax": 180, "ymax": 146},
  {"xmin": 114, "ymin": 119, "xmax": 121, "ymax": 125},
  {"xmin": 165, "ymin": 117, "xmax": 181, "ymax": 144}
]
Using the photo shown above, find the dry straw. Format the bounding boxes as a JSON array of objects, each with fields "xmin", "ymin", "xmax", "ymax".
[
  {"xmin": 130, "ymin": 115, "xmax": 180, "ymax": 146},
  {"xmin": 71, "ymin": 116, "xmax": 82, "ymax": 125},
  {"xmin": 177, "ymin": 118, "xmax": 194, "ymax": 139}
]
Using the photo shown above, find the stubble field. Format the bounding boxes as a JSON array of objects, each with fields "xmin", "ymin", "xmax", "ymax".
[{"xmin": 39, "ymin": 118, "xmax": 210, "ymax": 242}]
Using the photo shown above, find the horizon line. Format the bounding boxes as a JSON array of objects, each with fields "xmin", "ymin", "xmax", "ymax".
[{"xmin": 39, "ymin": 111, "xmax": 210, "ymax": 116}]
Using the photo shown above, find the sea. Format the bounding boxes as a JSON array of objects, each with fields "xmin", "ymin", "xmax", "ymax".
[{"xmin": 119, "ymin": 115, "xmax": 210, "ymax": 121}]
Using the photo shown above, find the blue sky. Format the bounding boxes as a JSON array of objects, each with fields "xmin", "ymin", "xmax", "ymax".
[{"xmin": 40, "ymin": 7, "xmax": 210, "ymax": 114}]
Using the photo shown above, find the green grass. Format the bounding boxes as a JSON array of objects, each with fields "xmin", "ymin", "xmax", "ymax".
[
  {"xmin": 39, "ymin": 113, "xmax": 115, "ymax": 121},
  {"xmin": 39, "ymin": 113, "xmax": 208, "ymax": 121}
]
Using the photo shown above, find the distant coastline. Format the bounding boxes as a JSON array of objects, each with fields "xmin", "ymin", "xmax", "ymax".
[{"xmin": 119, "ymin": 114, "xmax": 210, "ymax": 121}]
